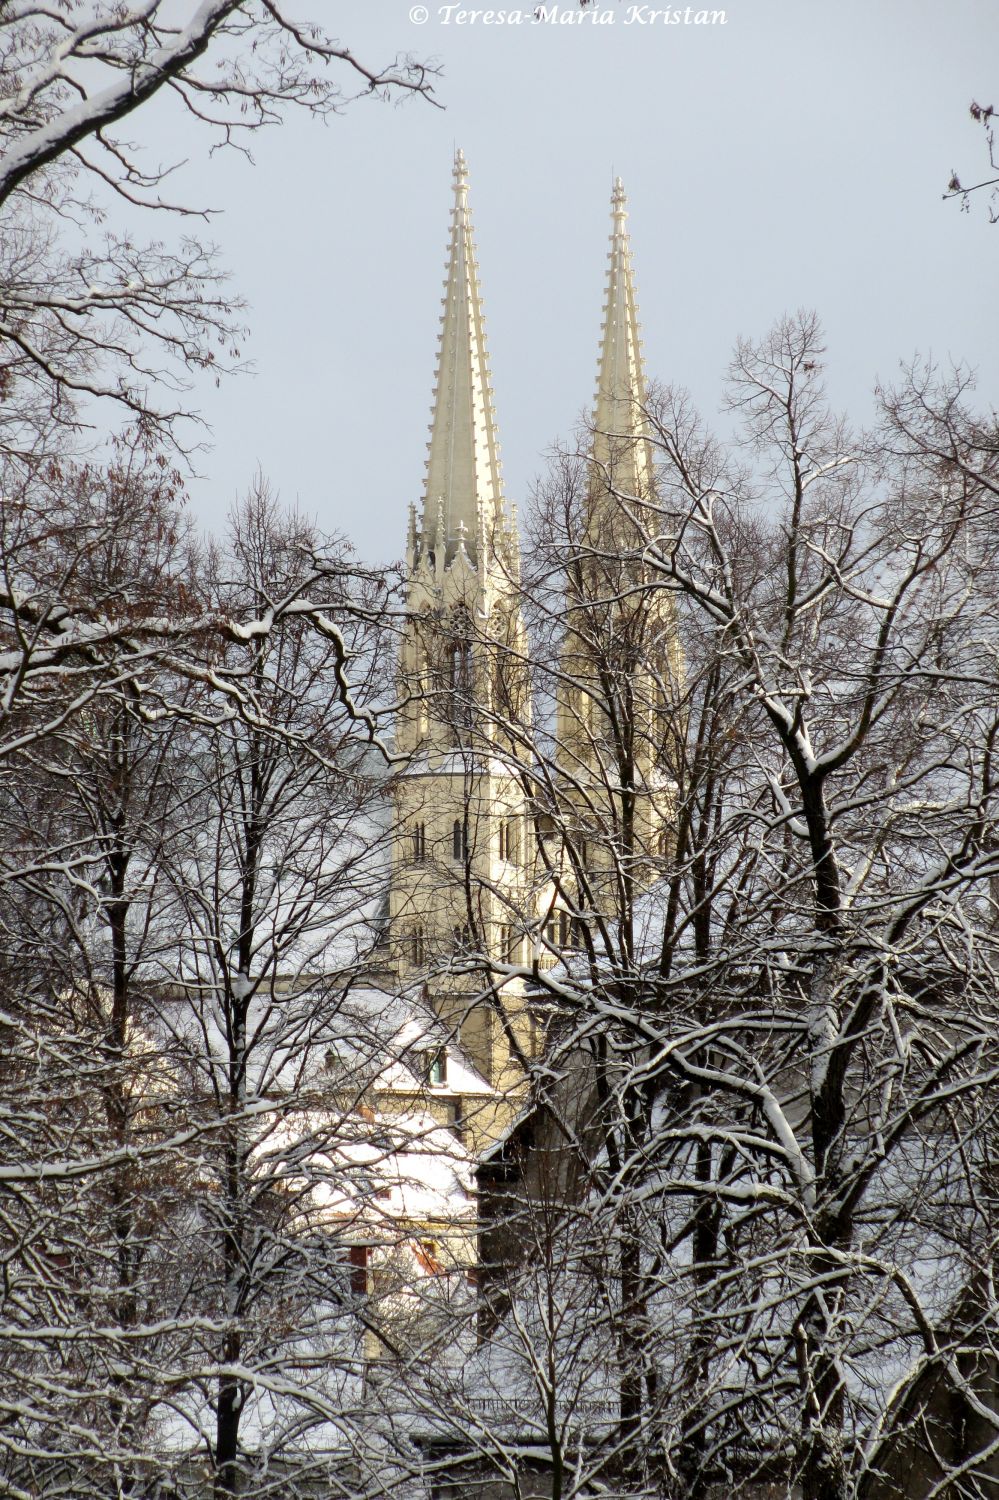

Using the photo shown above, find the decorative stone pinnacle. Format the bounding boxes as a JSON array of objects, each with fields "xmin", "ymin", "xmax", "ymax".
[{"xmin": 454, "ymin": 147, "xmax": 469, "ymax": 197}]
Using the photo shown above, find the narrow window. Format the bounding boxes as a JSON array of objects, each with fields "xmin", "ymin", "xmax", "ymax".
[
  {"xmin": 416, "ymin": 643, "xmax": 430, "ymax": 735},
  {"xmin": 498, "ymin": 819, "xmax": 518, "ymax": 864},
  {"xmin": 452, "ymin": 923, "xmax": 472, "ymax": 952},
  {"xmin": 447, "ymin": 637, "xmax": 472, "ymax": 734},
  {"xmin": 499, "ymin": 924, "xmax": 520, "ymax": 962},
  {"xmin": 544, "ymin": 911, "xmax": 571, "ymax": 949},
  {"xmin": 449, "ymin": 640, "xmax": 471, "ymax": 691},
  {"xmin": 498, "ymin": 822, "xmax": 522, "ymax": 870},
  {"xmin": 411, "ymin": 925, "xmax": 425, "ymax": 967},
  {"xmin": 452, "ymin": 819, "xmax": 467, "ymax": 861},
  {"xmin": 349, "ymin": 1245, "xmax": 369, "ymax": 1297},
  {"xmin": 412, "ymin": 822, "xmax": 426, "ymax": 863}
]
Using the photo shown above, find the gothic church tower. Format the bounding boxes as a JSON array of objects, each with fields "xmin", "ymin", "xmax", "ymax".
[
  {"xmin": 390, "ymin": 153, "xmax": 534, "ymax": 1135},
  {"xmin": 553, "ymin": 180, "xmax": 678, "ymax": 907}
]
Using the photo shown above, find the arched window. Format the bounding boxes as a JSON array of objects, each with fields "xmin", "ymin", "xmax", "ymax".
[
  {"xmin": 449, "ymin": 640, "xmax": 471, "ymax": 692},
  {"xmin": 447, "ymin": 632, "xmax": 472, "ymax": 734},
  {"xmin": 452, "ymin": 819, "xmax": 467, "ymax": 861}
]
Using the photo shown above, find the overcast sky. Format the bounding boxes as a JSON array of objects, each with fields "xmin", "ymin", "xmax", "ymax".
[{"xmin": 169, "ymin": 0, "xmax": 998, "ymax": 563}]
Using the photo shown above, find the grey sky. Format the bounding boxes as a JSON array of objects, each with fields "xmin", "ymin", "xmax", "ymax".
[{"xmin": 173, "ymin": 0, "xmax": 998, "ymax": 562}]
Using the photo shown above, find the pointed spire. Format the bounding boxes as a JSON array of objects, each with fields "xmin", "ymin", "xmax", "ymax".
[
  {"xmin": 592, "ymin": 178, "xmax": 653, "ymax": 495},
  {"xmin": 420, "ymin": 149, "xmax": 504, "ymax": 571}
]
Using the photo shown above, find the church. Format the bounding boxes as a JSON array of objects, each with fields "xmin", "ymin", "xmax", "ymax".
[
  {"xmin": 326, "ymin": 151, "xmax": 679, "ymax": 1352},
  {"xmin": 384, "ymin": 149, "xmax": 674, "ymax": 1173}
]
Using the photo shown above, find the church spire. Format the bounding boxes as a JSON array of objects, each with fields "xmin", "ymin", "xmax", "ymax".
[
  {"xmin": 592, "ymin": 178, "xmax": 653, "ymax": 495},
  {"xmin": 420, "ymin": 149, "xmax": 504, "ymax": 571}
]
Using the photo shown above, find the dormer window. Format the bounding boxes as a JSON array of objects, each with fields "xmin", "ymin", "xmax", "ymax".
[{"xmin": 423, "ymin": 1048, "xmax": 447, "ymax": 1088}]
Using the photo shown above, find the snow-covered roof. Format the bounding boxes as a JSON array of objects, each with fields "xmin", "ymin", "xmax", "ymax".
[
  {"xmin": 263, "ymin": 1103, "xmax": 476, "ymax": 1232},
  {"xmin": 398, "ymin": 749, "xmax": 518, "ymax": 781}
]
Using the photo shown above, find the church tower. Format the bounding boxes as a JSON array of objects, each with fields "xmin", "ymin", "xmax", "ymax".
[
  {"xmin": 553, "ymin": 180, "xmax": 677, "ymax": 911},
  {"xmin": 390, "ymin": 153, "xmax": 534, "ymax": 1133},
  {"xmin": 591, "ymin": 178, "xmax": 655, "ymax": 507}
]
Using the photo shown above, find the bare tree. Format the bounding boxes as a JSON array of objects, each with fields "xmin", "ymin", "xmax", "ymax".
[
  {"xmin": 0, "ymin": 454, "xmax": 213, "ymax": 1495},
  {"xmin": 0, "ymin": 471, "xmax": 423, "ymax": 1498},
  {"xmin": 0, "ymin": 1, "xmax": 434, "ymax": 450},
  {"xmin": 148, "ymin": 486, "xmax": 404, "ymax": 1498},
  {"xmin": 945, "ymin": 101, "xmax": 999, "ymax": 222},
  {"xmin": 0, "ymin": 440, "xmax": 398, "ymax": 773},
  {"xmin": 447, "ymin": 312, "xmax": 999, "ymax": 1500}
]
